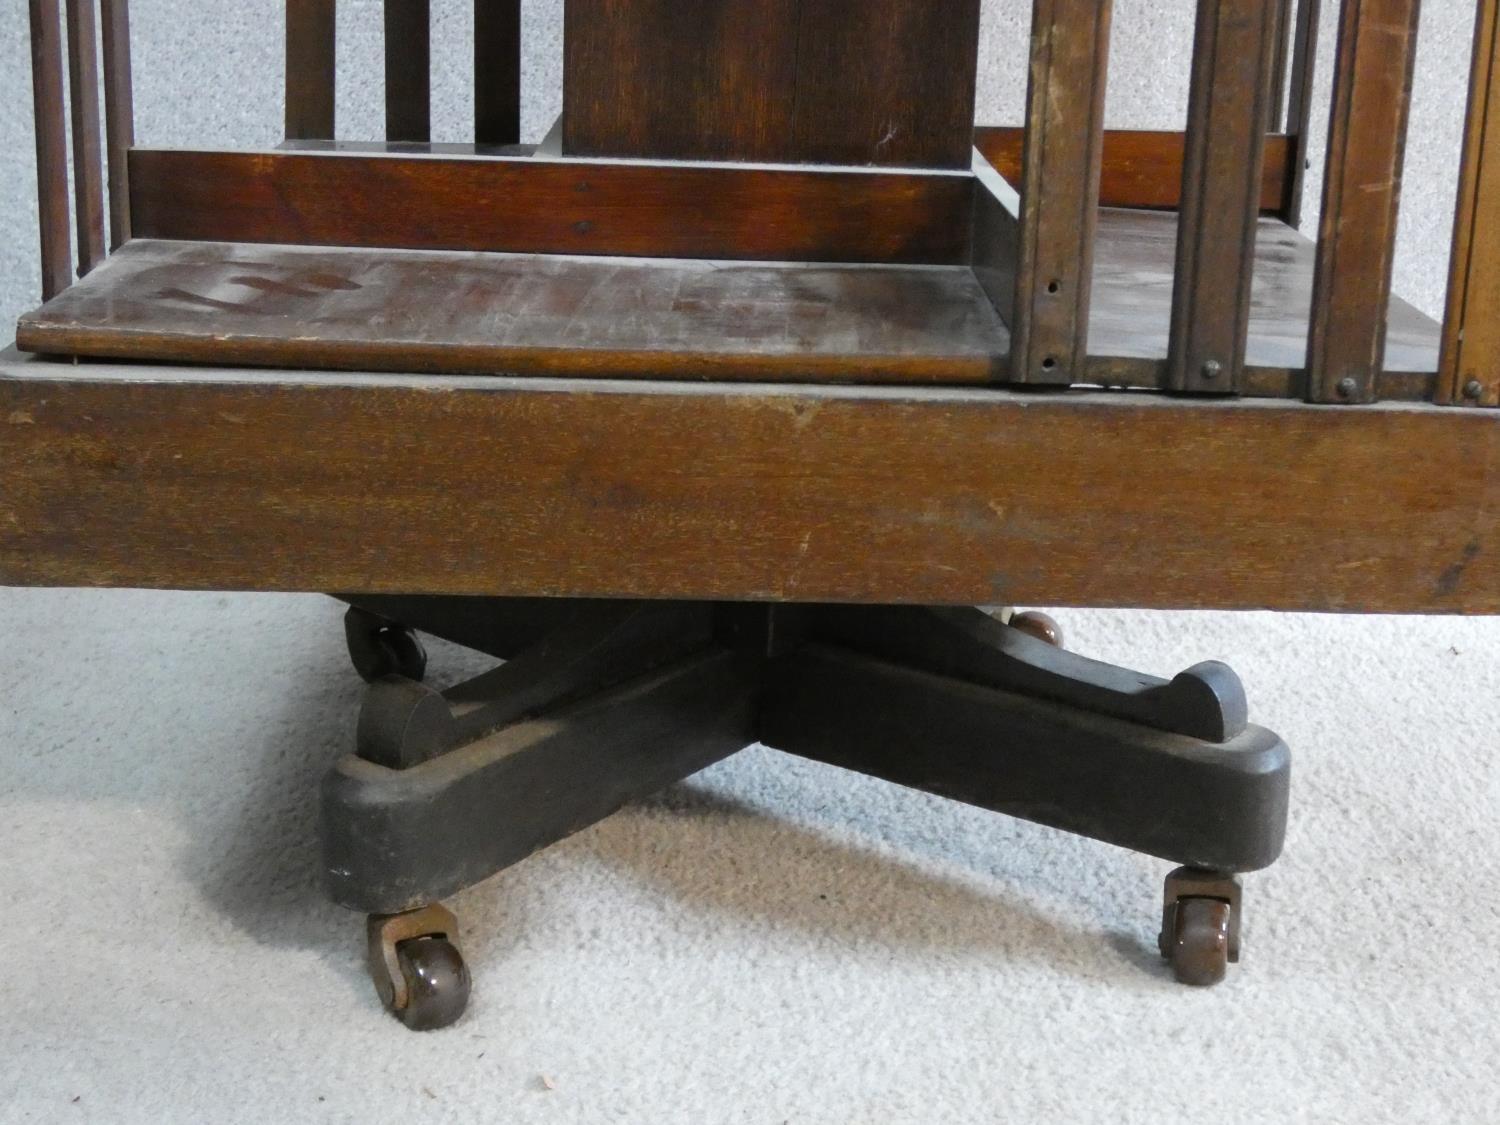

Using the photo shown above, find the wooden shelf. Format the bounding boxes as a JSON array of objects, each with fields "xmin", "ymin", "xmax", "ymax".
[{"xmin": 16, "ymin": 209, "xmax": 1441, "ymax": 394}]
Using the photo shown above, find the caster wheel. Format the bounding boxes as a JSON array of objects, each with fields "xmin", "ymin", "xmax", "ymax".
[
  {"xmin": 393, "ymin": 937, "xmax": 471, "ymax": 1031},
  {"xmin": 1158, "ymin": 867, "xmax": 1242, "ymax": 988},
  {"xmin": 345, "ymin": 606, "xmax": 428, "ymax": 683},
  {"xmin": 1010, "ymin": 610, "xmax": 1064, "ymax": 648},
  {"xmin": 367, "ymin": 904, "xmax": 471, "ymax": 1031},
  {"xmin": 1162, "ymin": 897, "xmax": 1232, "ymax": 986}
]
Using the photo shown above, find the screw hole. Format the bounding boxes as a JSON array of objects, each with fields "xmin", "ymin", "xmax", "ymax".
[
  {"xmin": 1041, "ymin": 357, "xmax": 1058, "ymax": 371},
  {"xmin": 1046, "ymin": 280, "xmax": 1061, "ymax": 295}
]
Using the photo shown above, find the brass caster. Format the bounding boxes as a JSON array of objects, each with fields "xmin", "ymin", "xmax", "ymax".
[
  {"xmin": 1010, "ymin": 610, "xmax": 1065, "ymax": 648},
  {"xmin": 1158, "ymin": 867, "xmax": 1242, "ymax": 987},
  {"xmin": 367, "ymin": 904, "xmax": 471, "ymax": 1031},
  {"xmin": 345, "ymin": 606, "xmax": 428, "ymax": 683}
]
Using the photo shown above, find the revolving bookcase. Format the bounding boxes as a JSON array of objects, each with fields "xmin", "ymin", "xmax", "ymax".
[{"xmin": 4, "ymin": 0, "xmax": 1498, "ymax": 1030}]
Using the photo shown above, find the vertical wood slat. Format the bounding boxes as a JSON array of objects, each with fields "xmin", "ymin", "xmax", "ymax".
[
  {"xmin": 29, "ymin": 0, "xmax": 72, "ymax": 300},
  {"xmin": 1439, "ymin": 0, "xmax": 1500, "ymax": 408},
  {"xmin": 474, "ymin": 0, "xmax": 521, "ymax": 147},
  {"xmin": 286, "ymin": 0, "xmax": 336, "ymax": 141},
  {"xmin": 384, "ymin": 0, "xmax": 430, "ymax": 142},
  {"xmin": 100, "ymin": 0, "xmax": 134, "ymax": 248},
  {"xmin": 1009, "ymin": 0, "xmax": 1112, "ymax": 385},
  {"xmin": 1167, "ymin": 0, "xmax": 1281, "ymax": 393},
  {"xmin": 1306, "ymin": 0, "xmax": 1422, "ymax": 404},
  {"xmin": 1282, "ymin": 0, "xmax": 1322, "ymax": 225},
  {"xmin": 65, "ymin": 0, "xmax": 107, "ymax": 276},
  {"xmin": 1266, "ymin": 0, "xmax": 1293, "ymax": 131}
]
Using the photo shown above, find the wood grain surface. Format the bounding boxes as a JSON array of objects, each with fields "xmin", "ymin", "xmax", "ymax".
[{"xmin": 2, "ymin": 354, "xmax": 1495, "ymax": 613}]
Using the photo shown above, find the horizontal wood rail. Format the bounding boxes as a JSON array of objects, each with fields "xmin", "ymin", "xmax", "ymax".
[
  {"xmin": 975, "ymin": 128, "xmax": 1292, "ymax": 215},
  {"xmin": 2, "ymin": 357, "xmax": 1497, "ymax": 613},
  {"xmin": 127, "ymin": 148, "xmax": 976, "ymax": 264}
]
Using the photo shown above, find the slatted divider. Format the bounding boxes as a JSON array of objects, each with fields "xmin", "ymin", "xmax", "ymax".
[
  {"xmin": 1009, "ymin": 0, "xmax": 1112, "ymax": 385},
  {"xmin": 1306, "ymin": 0, "xmax": 1422, "ymax": 404},
  {"xmin": 475, "ymin": 0, "xmax": 521, "ymax": 147},
  {"xmin": 100, "ymin": 0, "xmax": 134, "ymax": 248},
  {"xmin": 1167, "ymin": 0, "xmax": 1281, "ymax": 394},
  {"xmin": 385, "ymin": 0, "xmax": 431, "ymax": 142},
  {"xmin": 1440, "ymin": 0, "xmax": 1500, "ymax": 409},
  {"xmin": 286, "ymin": 0, "xmax": 336, "ymax": 140}
]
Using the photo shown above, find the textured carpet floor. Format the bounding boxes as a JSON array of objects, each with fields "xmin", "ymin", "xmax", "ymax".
[{"xmin": 2, "ymin": 590, "xmax": 1497, "ymax": 1123}]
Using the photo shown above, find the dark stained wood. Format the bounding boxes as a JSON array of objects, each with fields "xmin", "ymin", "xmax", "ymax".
[
  {"xmin": 1439, "ymin": 0, "xmax": 1500, "ymax": 409},
  {"xmin": 126, "ymin": 149, "xmax": 976, "ymax": 264},
  {"xmin": 1010, "ymin": 0, "xmax": 1112, "ymax": 385},
  {"xmin": 15, "ymin": 240, "xmax": 1009, "ymax": 384},
  {"xmin": 1306, "ymin": 0, "xmax": 1421, "ymax": 404},
  {"xmin": 1281, "ymin": 0, "xmax": 1321, "ymax": 225},
  {"xmin": 28, "ymin": 0, "xmax": 72, "ymax": 300},
  {"xmin": 474, "ymin": 0, "xmax": 520, "ymax": 147},
  {"xmin": 1168, "ymin": 0, "xmax": 1280, "ymax": 393},
  {"xmin": 65, "ymin": 0, "xmax": 107, "ymax": 277},
  {"xmin": 563, "ymin": 0, "xmax": 798, "ymax": 163},
  {"xmin": 973, "ymin": 128, "xmax": 1292, "ymax": 214},
  {"xmin": 384, "ymin": 0, "xmax": 430, "ymax": 143},
  {"xmin": 285, "ymin": 0, "xmax": 335, "ymax": 140},
  {"xmin": 100, "ymin": 0, "xmax": 134, "ymax": 248},
  {"xmin": 562, "ymin": 0, "xmax": 981, "ymax": 168},
  {"xmin": 785, "ymin": 0, "xmax": 983, "ymax": 170},
  {"xmin": 3, "ymin": 353, "xmax": 1498, "ymax": 613}
]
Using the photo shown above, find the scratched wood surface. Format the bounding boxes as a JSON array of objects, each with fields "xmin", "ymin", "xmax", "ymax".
[
  {"xmin": 15, "ymin": 240, "xmax": 1008, "ymax": 383},
  {"xmin": 17, "ymin": 206, "xmax": 1439, "ymax": 390},
  {"xmin": 1, "ymin": 353, "xmax": 1496, "ymax": 613}
]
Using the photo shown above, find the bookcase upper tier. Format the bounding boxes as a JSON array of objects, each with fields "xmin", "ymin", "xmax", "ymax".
[{"xmin": 562, "ymin": 0, "xmax": 984, "ymax": 169}]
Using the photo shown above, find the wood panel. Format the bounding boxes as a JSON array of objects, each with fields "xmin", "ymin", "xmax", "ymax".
[
  {"xmin": 562, "ymin": 0, "xmax": 798, "ymax": 163},
  {"xmin": 2, "ymin": 355, "xmax": 1498, "ymax": 613},
  {"xmin": 1009, "ymin": 0, "xmax": 1112, "ymax": 385},
  {"xmin": 474, "ymin": 0, "xmax": 520, "ymax": 147},
  {"xmin": 16, "ymin": 240, "xmax": 1009, "ymax": 384},
  {"xmin": 974, "ymin": 128, "xmax": 1292, "ymax": 213},
  {"xmin": 970, "ymin": 152, "xmax": 1020, "ymax": 328},
  {"xmin": 384, "ymin": 0, "xmax": 430, "ymax": 142},
  {"xmin": 1168, "ymin": 0, "xmax": 1280, "ymax": 393},
  {"xmin": 100, "ymin": 0, "xmax": 134, "ymax": 248},
  {"xmin": 285, "ymin": 0, "xmax": 335, "ymax": 140},
  {"xmin": 562, "ymin": 0, "xmax": 981, "ymax": 168},
  {"xmin": 785, "ymin": 0, "xmax": 982, "ymax": 169},
  {"xmin": 28, "ymin": 0, "xmax": 71, "ymax": 300},
  {"xmin": 1306, "ymin": 0, "xmax": 1421, "ymax": 404},
  {"xmin": 127, "ymin": 149, "xmax": 976, "ymax": 264},
  {"xmin": 65, "ymin": 0, "xmax": 107, "ymax": 276},
  {"xmin": 1440, "ymin": 0, "xmax": 1500, "ymax": 409}
]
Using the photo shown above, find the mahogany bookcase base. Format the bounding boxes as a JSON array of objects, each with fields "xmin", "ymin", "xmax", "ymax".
[{"xmin": 327, "ymin": 596, "xmax": 1289, "ymax": 1029}]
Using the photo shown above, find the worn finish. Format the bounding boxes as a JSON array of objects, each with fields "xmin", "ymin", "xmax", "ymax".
[
  {"xmin": 100, "ymin": 0, "xmax": 134, "ymax": 247},
  {"xmin": 126, "ymin": 148, "xmax": 974, "ymax": 265},
  {"xmin": 1009, "ymin": 0, "xmax": 1112, "ymax": 385},
  {"xmin": 1306, "ymin": 0, "xmax": 1422, "ymax": 404},
  {"xmin": 1168, "ymin": 0, "xmax": 1281, "ymax": 393},
  {"xmin": 285, "ymin": 0, "xmax": 335, "ymax": 140},
  {"xmin": 474, "ymin": 0, "xmax": 520, "ymax": 147},
  {"xmin": 563, "ymin": 0, "xmax": 980, "ymax": 169},
  {"xmin": 28, "ymin": 0, "xmax": 71, "ymax": 300},
  {"xmin": 2, "ymin": 357, "xmax": 1497, "ymax": 613},
  {"xmin": 16, "ymin": 240, "xmax": 1008, "ymax": 383},
  {"xmin": 65, "ymin": 0, "xmax": 107, "ymax": 277},
  {"xmin": 974, "ymin": 127, "xmax": 1292, "ymax": 214},
  {"xmin": 384, "ymin": 0, "xmax": 431, "ymax": 143},
  {"xmin": 1440, "ymin": 0, "xmax": 1500, "ymax": 409}
]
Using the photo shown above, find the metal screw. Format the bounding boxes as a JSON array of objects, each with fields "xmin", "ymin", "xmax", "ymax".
[
  {"xmin": 1336, "ymin": 377, "xmax": 1359, "ymax": 400},
  {"xmin": 1463, "ymin": 379, "xmax": 1484, "ymax": 401},
  {"xmin": 1201, "ymin": 360, "xmax": 1223, "ymax": 381}
]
